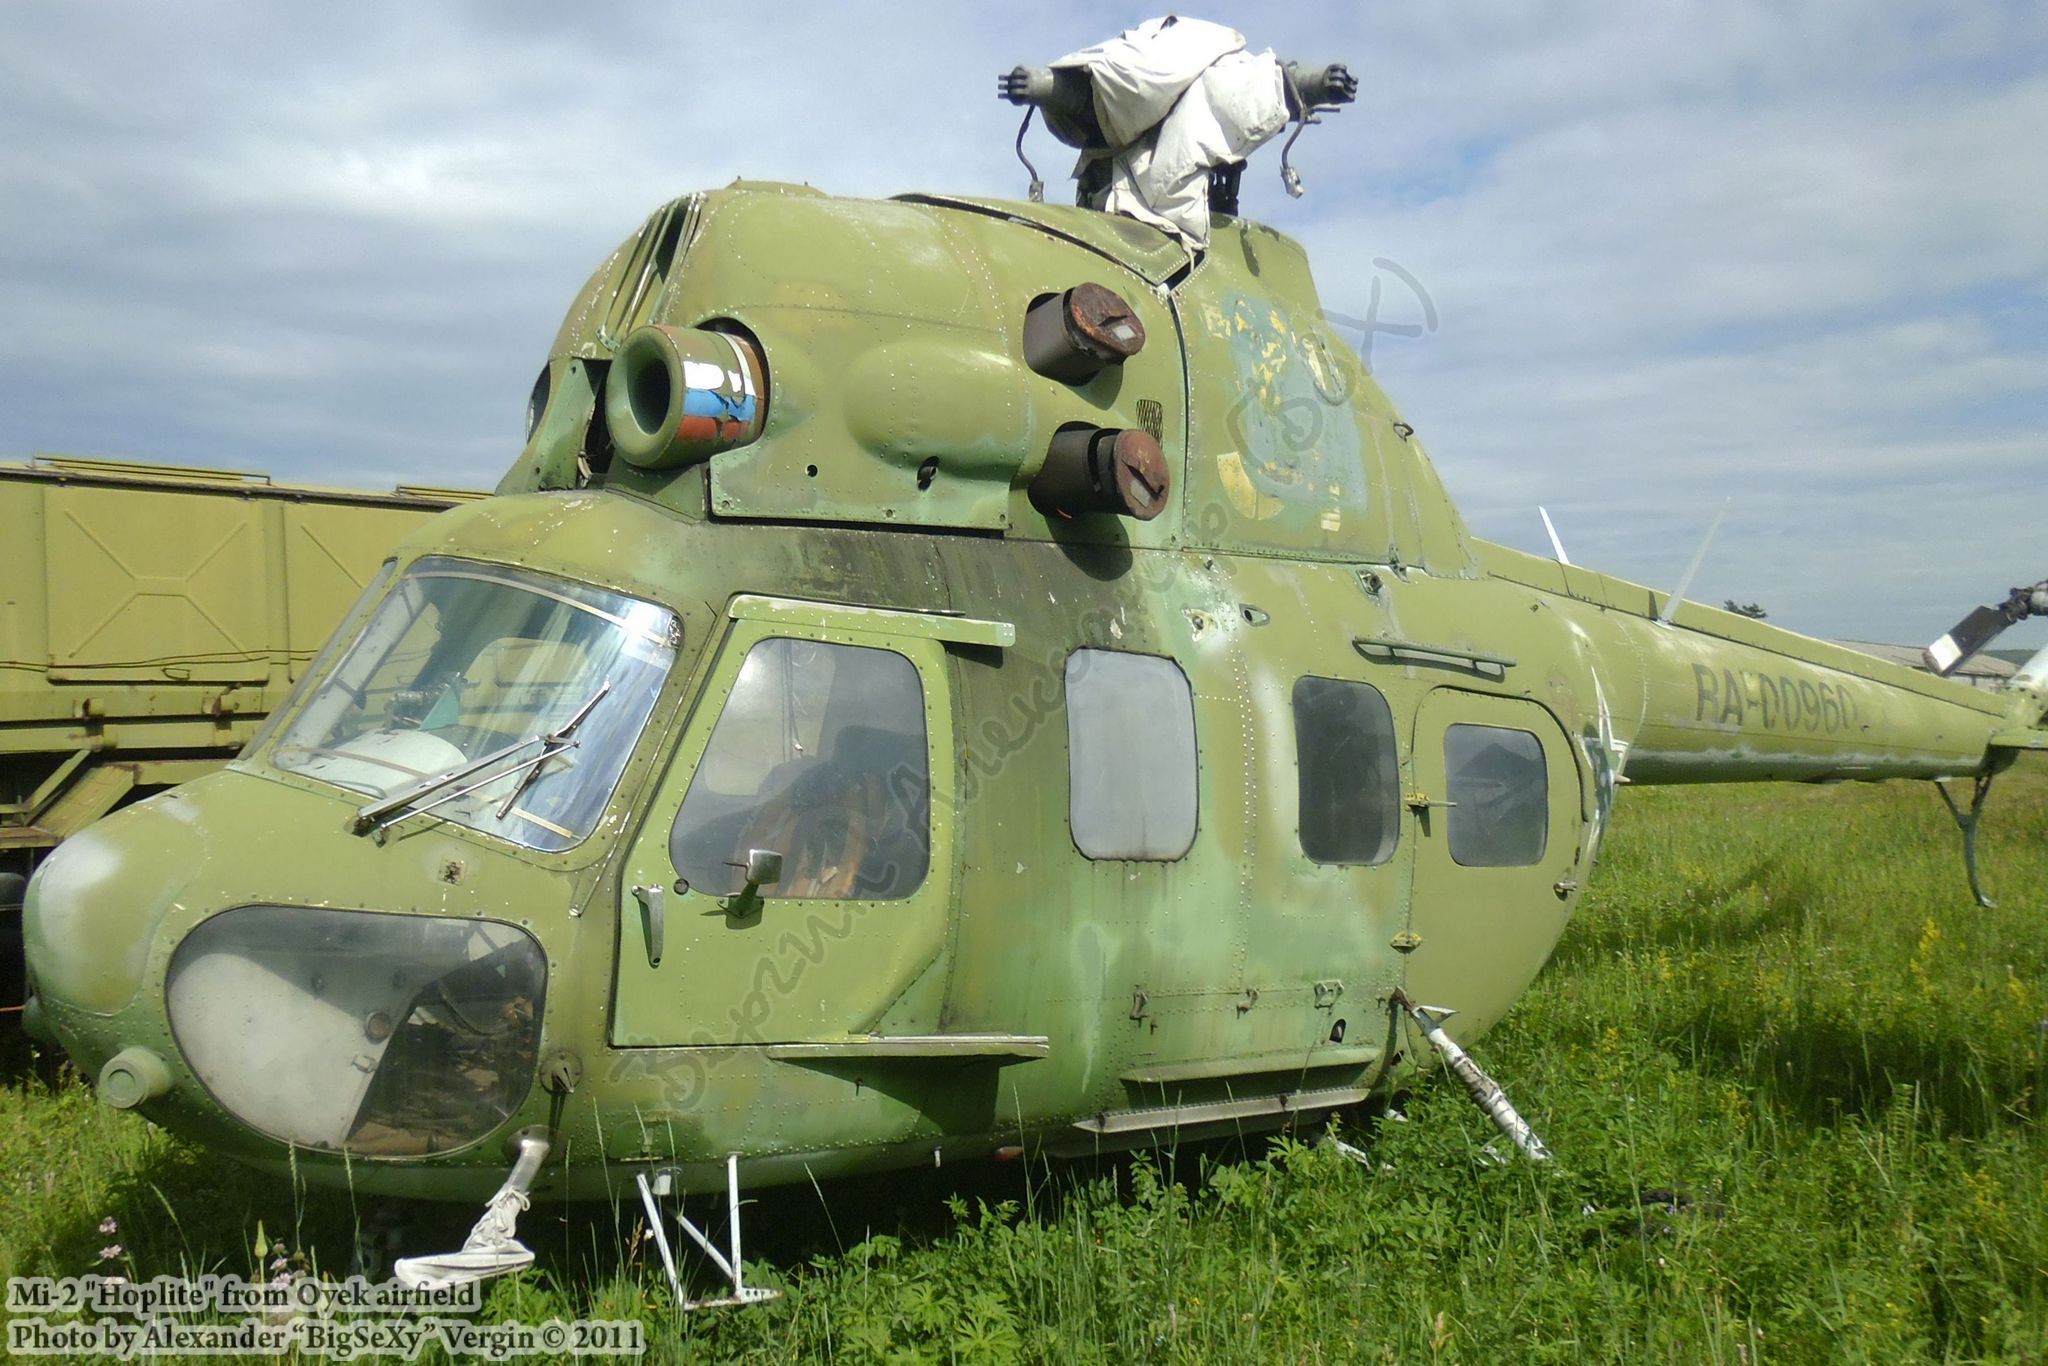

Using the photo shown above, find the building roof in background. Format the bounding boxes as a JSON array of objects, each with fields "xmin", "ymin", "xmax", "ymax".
[{"xmin": 1835, "ymin": 640, "xmax": 2017, "ymax": 681}]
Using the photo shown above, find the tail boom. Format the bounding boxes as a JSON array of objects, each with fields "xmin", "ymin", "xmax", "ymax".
[{"xmin": 1480, "ymin": 542, "xmax": 2027, "ymax": 786}]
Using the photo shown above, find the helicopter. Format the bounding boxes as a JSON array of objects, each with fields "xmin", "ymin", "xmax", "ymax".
[{"xmin": 21, "ymin": 16, "xmax": 2048, "ymax": 1307}]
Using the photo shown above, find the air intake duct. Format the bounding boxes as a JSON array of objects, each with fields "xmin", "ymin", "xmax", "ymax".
[{"xmin": 604, "ymin": 324, "xmax": 765, "ymax": 469}]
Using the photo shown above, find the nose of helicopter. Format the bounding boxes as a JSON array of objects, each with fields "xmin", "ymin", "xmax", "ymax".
[
  {"xmin": 24, "ymin": 794, "xmax": 204, "ymax": 1020},
  {"xmin": 27, "ymin": 778, "xmax": 553, "ymax": 1157},
  {"xmin": 23, "ymin": 792, "xmax": 207, "ymax": 1104}
]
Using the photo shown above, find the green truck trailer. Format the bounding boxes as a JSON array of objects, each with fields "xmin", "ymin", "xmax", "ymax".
[{"xmin": 0, "ymin": 455, "xmax": 478, "ymax": 1011}]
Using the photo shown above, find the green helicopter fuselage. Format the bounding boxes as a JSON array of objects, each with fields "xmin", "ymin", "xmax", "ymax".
[{"xmin": 24, "ymin": 184, "xmax": 2034, "ymax": 1201}]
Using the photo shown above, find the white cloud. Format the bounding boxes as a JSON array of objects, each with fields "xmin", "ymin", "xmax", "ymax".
[
  {"xmin": 0, "ymin": 0, "xmax": 2042, "ymax": 651},
  {"xmin": 1286, "ymin": 2, "xmax": 2048, "ymax": 646}
]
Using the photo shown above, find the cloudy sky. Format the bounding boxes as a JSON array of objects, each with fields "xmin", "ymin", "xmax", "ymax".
[{"xmin": 2, "ymin": 1, "xmax": 2042, "ymax": 650}]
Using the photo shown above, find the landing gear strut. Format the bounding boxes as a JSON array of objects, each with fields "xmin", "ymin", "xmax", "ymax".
[
  {"xmin": 1933, "ymin": 770, "xmax": 1998, "ymax": 909},
  {"xmin": 394, "ymin": 1132, "xmax": 548, "ymax": 1291},
  {"xmin": 635, "ymin": 1154, "xmax": 780, "ymax": 1311},
  {"xmin": 1392, "ymin": 990, "xmax": 1552, "ymax": 1162}
]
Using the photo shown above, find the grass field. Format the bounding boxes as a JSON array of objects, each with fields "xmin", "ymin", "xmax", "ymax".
[{"xmin": 4, "ymin": 766, "xmax": 2045, "ymax": 1362}]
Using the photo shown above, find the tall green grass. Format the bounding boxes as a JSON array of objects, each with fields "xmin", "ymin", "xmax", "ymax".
[{"xmin": 4, "ymin": 766, "xmax": 2044, "ymax": 1362}]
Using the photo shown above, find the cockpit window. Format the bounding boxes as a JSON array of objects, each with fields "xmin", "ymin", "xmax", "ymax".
[
  {"xmin": 267, "ymin": 556, "xmax": 676, "ymax": 852},
  {"xmin": 669, "ymin": 638, "xmax": 929, "ymax": 899}
]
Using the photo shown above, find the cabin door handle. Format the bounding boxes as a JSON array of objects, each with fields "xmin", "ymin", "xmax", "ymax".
[{"xmin": 632, "ymin": 884, "xmax": 665, "ymax": 968}]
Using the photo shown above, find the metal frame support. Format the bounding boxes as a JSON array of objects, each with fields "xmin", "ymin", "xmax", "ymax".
[
  {"xmin": 635, "ymin": 1154, "xmax": 779, "ymax": 1311},
  {"xmin": 1391, "ymin": 991, "xmax": 1551, "ymax": 1161},
  {"xmin": 1933, "ymin": 771, "xmax": 1998, "ymax": 909}
]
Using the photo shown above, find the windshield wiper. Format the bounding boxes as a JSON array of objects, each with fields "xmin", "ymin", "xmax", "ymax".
[
  {"xmin": 491, "ymin": 680, "xmax": 613, "ymax": 820},
  {"xmin": 351, "ymin": 680, "xmax": 612, "ymax": 840}
]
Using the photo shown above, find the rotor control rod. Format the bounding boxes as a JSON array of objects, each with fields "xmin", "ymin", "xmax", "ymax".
[{"xmin": 2002, "ymin": 580, "xmax": 2048, "ymax": 621}]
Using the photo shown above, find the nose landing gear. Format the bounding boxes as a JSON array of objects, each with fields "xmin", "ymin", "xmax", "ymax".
[{"xmin": 393, "ymin": 1132, "xmax": 549, "ymax": 1291}]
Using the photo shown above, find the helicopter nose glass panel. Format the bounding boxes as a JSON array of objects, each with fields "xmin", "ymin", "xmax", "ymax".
[
  {"xmin": 668, "ymin": 638, "xmax": 929, "ymax": 899},
  {"xmin": 266, "ymin": 556, "xmax": 676, "ymax": 851},
  {"xmin": 166, "ymin": 905, "xmax": 545, "ymax": 1156}
]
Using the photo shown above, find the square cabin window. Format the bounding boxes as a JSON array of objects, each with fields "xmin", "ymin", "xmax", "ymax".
[
  {"xmin": 669, "ymin": 638, "xmax": 930, "ymax": 899},
  {"xmin": 1293, "ymin": 676, "xmax": 1400, "ymax": 864},
  {"xmin": 1444, "ymin": 724, "xmax": 1548, "ymax": 867},
  {"xmin": 1065, "ymin": 649, "xmax": 1198, "ymax": 860}
]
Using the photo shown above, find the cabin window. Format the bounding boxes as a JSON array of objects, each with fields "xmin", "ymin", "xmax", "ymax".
[
  {"xmin": 1293, "ymin": 676, "xmax": 1400, "ymax": 864},
  {"xmin": 1444, "ymin": 723, "xmax": 1548, "ymax": 867},
  {"xmin": 669, "ymin": 638, "xmax": 930, "ymax": 899},
  {"xmin": 1065, "ymin": 649, "xmax": 1198, "ymax": 860}
]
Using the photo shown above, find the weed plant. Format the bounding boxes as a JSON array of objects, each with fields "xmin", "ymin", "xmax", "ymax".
[{"xmin": 2, "ymin": 766, "xmax": 2044, "ymax": 1361}]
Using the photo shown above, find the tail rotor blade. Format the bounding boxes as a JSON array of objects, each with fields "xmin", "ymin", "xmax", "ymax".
[
  {"xmin": 1924, "ymin": 605, "xmax": 2011, "ymax": 676},
  {"xmin": 1925, "ymin": 579, "xmax": 2048, "ymax": 676}
]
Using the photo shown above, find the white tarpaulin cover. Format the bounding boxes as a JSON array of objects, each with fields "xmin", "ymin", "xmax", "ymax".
[{"xmin": 1053, "ymin": 16, "xmax": 1292, "ymax": 244}]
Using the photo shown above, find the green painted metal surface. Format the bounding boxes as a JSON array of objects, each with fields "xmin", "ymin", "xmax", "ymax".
[{"xmin": 23, "ymin": 186, "xmax": 2046, "ymax": 1207}]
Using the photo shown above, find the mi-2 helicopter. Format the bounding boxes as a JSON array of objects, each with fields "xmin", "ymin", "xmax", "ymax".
[{"xmin": 23, "ymin": 16, "xmax": 2048, "ymax": 1307}]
